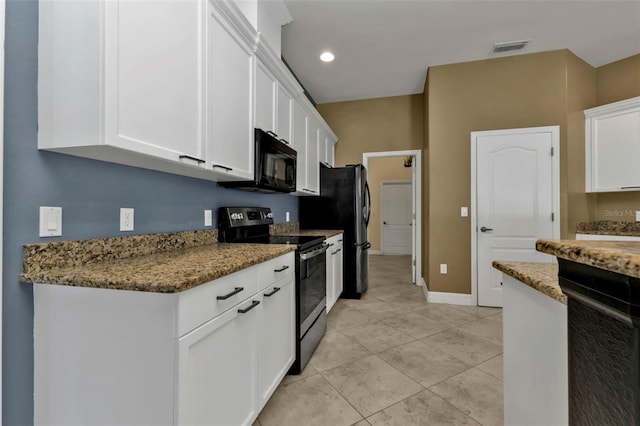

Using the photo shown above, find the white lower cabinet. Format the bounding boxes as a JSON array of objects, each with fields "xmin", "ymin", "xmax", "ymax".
[
  {"xmin": 258, "ymin": 276, "xmax": 295, "ymax": 409},
  {"xmin": 502, "ymin": 274, "xmax": 568, "ymax": 426},
  {"xmin": 33, "ymin": 252, "xmax": 295, "ymax": 426},
  {"xmin": 326, "ymin": 234, "xmax": 344, "ymax": 312},
  {"xmin": 177, "ymin": 297, "xmax": 259, "ymax": 426}
]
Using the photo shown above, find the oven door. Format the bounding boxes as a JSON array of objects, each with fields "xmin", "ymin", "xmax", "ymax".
[{"xmin": 298, "ymin": 244, "xmax": 327, "ymax": 336}]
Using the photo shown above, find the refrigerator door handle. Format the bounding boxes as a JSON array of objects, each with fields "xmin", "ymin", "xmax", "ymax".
[
  {"xmin": 355, "ymin": 241, "xmax": 372, "ymax": 250},
  {"xmin": 364, "ymin": 182, "xmax": 371, "ymax": 226}
]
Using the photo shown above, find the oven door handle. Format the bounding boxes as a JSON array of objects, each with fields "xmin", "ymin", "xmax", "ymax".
[{"xmin": 299, "ymin": 244, "xmax": 329, "ymax": 260}]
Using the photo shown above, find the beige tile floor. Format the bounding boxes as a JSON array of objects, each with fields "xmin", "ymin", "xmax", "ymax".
[{"xmin": 257, "ymin": 255, "xmax": 504, "ymax": 426}]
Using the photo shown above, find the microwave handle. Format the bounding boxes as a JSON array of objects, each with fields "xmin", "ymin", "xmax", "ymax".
[
  {"xmin": 266, "ymin": 130, "xmax": 278, "ymax": 138},
  {"xmin": 212, "ymin": 164, "xmax": 233, "ymax": 172},
  {"xmin": 279, "ymin": 138, "xmax": 290, "ymax": 146}
]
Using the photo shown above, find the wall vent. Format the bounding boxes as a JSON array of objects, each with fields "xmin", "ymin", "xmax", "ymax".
[{"xmin": 492, "ymin": 40, "xmax": 531, "ymax": 53}]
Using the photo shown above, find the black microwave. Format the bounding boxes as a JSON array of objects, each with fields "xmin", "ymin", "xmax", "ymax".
[{"xmin": 218, "ymin": 129, "xmax": 297, "ymax": 193}]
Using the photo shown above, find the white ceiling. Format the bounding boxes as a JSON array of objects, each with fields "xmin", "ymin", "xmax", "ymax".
[{"xmin": 281, "ymin": 0, "xmax": 640, "ymax": 104}]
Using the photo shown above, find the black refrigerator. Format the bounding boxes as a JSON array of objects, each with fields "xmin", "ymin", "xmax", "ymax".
[{"xmin": 300, "ymin": 164, "xmax": 371, "ymax": 299}]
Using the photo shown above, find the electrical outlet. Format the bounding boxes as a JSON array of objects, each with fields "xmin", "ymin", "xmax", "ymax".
[
  {"xmin": 120, "ymin": 208, "xmax": 134, "ymax": 232},
  {"xmin": 204, "ymin": 209, "xmax": 213, "ymax": 227},
  {"xmin": 286, "ymin": 212, "xmax": 290, "ymax": 222},
  {"xmin": 440, "ymin": 264, "xmax": 448, "ymax": 274},
  {"xmin": 636, "ymin": 211, "xmax": 640, "ymax": 222}
]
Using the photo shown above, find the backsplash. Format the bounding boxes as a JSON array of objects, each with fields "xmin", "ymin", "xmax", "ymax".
[
  {"xmin": 270, "ymin": 222, "xmax": 300, "ymax": 235},
  {"xmin": 22, "ymin": 229, "xmax": 218, "ymax": 275},
  {"xmin": 576, "ymin": 221, "xmax": 640, "ymax": 236}
]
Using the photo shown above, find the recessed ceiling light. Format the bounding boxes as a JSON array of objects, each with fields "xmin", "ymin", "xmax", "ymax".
[{"xmin": 320, "ymin": 51, "xmax": 335, "ymax": 62}]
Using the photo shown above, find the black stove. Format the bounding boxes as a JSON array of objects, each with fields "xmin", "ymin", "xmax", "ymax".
[{"xmin": 218, "ymin": 207, "xmax": 328, "ymax": 374}]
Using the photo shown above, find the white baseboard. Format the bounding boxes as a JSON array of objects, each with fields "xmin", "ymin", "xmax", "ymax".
[
  {"xmin": 368, "ymin": 250, "xmax": 383, "ymax": 255},
  {"xmin": 423, "ymin": 286, "xmax": 474, "ymax": 305}
]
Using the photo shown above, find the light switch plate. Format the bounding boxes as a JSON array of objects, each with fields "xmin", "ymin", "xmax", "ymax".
[
  {"xmin": 286, "ymin": 212, "xmax": 290, "ymax": 222},
  {"xmin": 39, "ymin": 206, "xmax": 62, "ymax": 237},
  {"xmin": 461, "ymin": 207, "xmax": 468, "ymax": 217},
  {"xmin": 204, "ymin": 210, "xmax": 213, "ymax": 227},
  {"xmin": 636, "ymin": 211, "xmax": 640, "ymax": 222},
  {"xmin": 440, "ymin": 263, "xmax": 447, "ymax": 274},
  {"xmin": 120, "ymin": 208, "xmax": 134, "ymax": 232}
]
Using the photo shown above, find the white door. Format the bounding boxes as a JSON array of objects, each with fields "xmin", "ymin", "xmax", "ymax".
[
  {"xmin": 381, "ymin": 181, "xmax": 412, "ymax": 255},
  {"xmin": 474, "ymin": 128, "xmax": 557, "ymax": 307}
]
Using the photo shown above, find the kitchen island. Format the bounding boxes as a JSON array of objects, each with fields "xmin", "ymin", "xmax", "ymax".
[
  {"xmin": 492, "ymin": 260, "xmax": 568, "ymax": 426},
  {"xmin": 536, "ymin": 239, "xmax": 640, "ymax": 426}
]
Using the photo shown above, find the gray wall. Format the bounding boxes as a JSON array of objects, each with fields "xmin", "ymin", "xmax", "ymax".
[{"xmin": 3, "ymin": 1, "xmax": 299, "ymax": 423}]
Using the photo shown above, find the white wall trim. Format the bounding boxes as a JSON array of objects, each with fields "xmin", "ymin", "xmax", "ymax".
[
  {"xmin": 423, "ymin": 287, "xmax": 474, "ymax": 306},
  {"xmin": 363, "ymin": 150, "xmax": 422, "ymax": 291},
  {"xmin": 470, "ymin": 125, "xmax": 560, "ymax": 306},
  {"xmin": 1, "ymin": 0, "xmax": 6, "ymax": 421}
]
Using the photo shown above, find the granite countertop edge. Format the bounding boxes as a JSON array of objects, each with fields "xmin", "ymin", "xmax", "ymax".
[
  {"xmin": 492, "ymin": 261, "xmax": 565, "ymax": 304},
  {"xmin": 21, "ymin": 243, "xmax": 297, "ymax": 294},
  {"xmin": 536, "ymin": 239, "xmax": 640, "ymax": 279}
]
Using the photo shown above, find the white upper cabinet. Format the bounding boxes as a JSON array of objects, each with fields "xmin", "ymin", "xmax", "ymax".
[
  {"xmin": 38, "ymin": 0, "xmax": 339, "ymax": 187},
  {"xmin": 206, "ymin": 2, "xmax": 256, "ymax": 181},
  {"xmin": 318, "ymin": 126, "xmax": 338, "ymax": 168},
  {"xmin": 277, "ymin": 85, "xmax": 293, "ymax": 144},
  {"xmin": 255, "ymin": 60, "xmax": 277, "ymax": 135},
  {"xmin": 585, "ymin": 96, "xmax": 640, "ymax": 192},
  {"xmin": 305, "ymin": 115, "xmax": 320, "ymax": 194},
  {"xmin": 38, "ymin": 0, "xmax": 210, "ymax": 176}
]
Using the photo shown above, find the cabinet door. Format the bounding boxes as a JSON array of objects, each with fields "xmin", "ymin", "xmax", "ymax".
[
  {"xmin": 255, "ymin": 60, "xmax": 277, "ymax": 134},
  {"xmin": 318, "ymin": 129, "xmax": 328, "ymax": 167},
  {"xmin": 207, "ymin": 4, "xmax": 255, "ymax": 181},
  {"xmin": 105, "ymin": 0, "xmax": 205, "ymax": 165},
  {"xmin": 277, "ymin": 85, "xmax": 293, "ymax": 144},
  {"xmin": 306, "ymin": 118, "xmax": 320, "ymax": 194},
  {"xmin": 177, "ymin": 297, "xmax": 259, "ymax": 426},
  {"xmin": 327, "ymin": 138, "xmax": 335, "ymax": 167},
  {"xmin": 586, "ymin": 99, "xmax": 640, "ymax": 192},
  {"xmin": 257, "ymin": 276, "xmax": 295, "ymax": 409},
  {"xmin": 326, "ymin": 243, "xmax": 336, "ymax": 312},
  {"xmin": 333, "ymin": 239, "xmax": 344, "ymax": 302},
  {"xmin": 292, "ymin": 100, "xmax": 308, "ymax": 191}
]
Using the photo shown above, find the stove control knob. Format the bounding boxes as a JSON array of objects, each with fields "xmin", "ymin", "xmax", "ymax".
[{"xmin": 266, "ymin": 212, "xmax": 273, "ymax": 219}]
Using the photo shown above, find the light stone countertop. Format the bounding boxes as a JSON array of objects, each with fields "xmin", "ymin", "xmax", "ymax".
[
  {"xmin": 536, "ymin": 239, "xmax": 640, "ymax": 279},
  {"xmin": 492, "ymin": 261, "xmax": 565, "ymax": 304},
  {"xmin": 20, "ymin": 229, "xmax": 297, "ymax": 293}
]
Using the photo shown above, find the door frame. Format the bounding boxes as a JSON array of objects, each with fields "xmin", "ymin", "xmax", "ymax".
[
  {"xmin": 363, "ymin": 150, "xmax": 422, "ymax": 286},
  {"xmin": 470, "ymin": 126, "xmax": 560, "ymax": 306},
  {"xmin": 380, "ymin": 180, "xmax": 412, "ymax": 255},
  {"xmin": 1, "ymin": 0, "xmax": 6, "ymax": 420}
]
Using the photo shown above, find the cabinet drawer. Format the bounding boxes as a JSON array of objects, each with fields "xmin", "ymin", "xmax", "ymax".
[
  {"xmin": 177, "ymin": 266, "xmax": 258, "ymax": 337},
  {"xmin": 257, "ymin": 252, "xmax": 295, "ymax": 292}
]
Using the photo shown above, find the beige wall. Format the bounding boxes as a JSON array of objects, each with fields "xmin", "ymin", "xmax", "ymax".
[
  {"xmin": 425, "ymin": 50, "xmax": 593, "ymax": 294},
  {"xmin": 566, "ymin": 52, "xmax": 597, "ymax": 236},
  {"xmin": 317, "ymin": 95, "xmax": 423, "ymax": 167},
  {"xmin": 593, "ymin": 54, "xmax": 640, "ymax": 220},
  {"xmin": 317, "ymin": 51, "xmax": 639, "ymax": 295},
  {"xmin": 367, "ymin": 157, "xmax": 413, "ymax": 251}
]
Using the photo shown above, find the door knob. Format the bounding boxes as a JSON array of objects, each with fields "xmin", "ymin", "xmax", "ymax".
[
  {"xmin": 383, "ymin": 221, "xmax": 387, "ymax": 224},
  {"xmin": 480, "ymin": 226, "xmax": 494, "ymax": 232}
]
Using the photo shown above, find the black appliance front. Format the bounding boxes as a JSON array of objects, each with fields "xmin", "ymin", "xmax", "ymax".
[
  {"xmin": 218, "ymin": 129, "xmax": 297, "ymax": 193},
  {"xmin": 290, "ymin": 244, "xmax": 327, "ymax": 374},
  {"xmin": 299, "ymin": 164, "xmax": 371, "ymax": 299}
]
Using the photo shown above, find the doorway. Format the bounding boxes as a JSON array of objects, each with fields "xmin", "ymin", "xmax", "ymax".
[
  {"xmin": 471, "ymin": 126, "xmax": 560, "ymax": 307},
  {"xmin": 381, "ymin": 181, "xmax": 412, "ymax": 255},
  {"xmin": 363, "ymin": 150, "xmax": 422, "ymax": 287}
]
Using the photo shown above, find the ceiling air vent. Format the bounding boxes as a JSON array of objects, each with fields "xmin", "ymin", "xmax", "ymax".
[{"xmin": 492, "ymin": 40, "xmax": 530, "ymax": 53}]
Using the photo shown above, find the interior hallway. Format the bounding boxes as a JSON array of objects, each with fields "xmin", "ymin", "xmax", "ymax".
[{"xmin": 256, "ymin": 255, "xmax": 504, "ymax": 426}]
